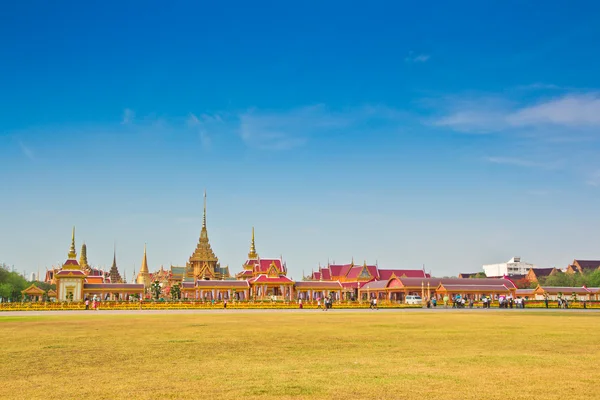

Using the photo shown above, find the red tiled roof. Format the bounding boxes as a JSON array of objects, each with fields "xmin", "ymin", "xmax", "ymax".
[
  {"xmin": 320, "ymin": 269, "xmax": 331, "ymax": 280},
  {"xmin": 85, "ymin": 276, "xmax": 104, "ymax": 284},
  {"xmin": 63, "ymin": 259, "xmax": 79, "ymax": 266},
  {"xmin": 329, "ymin": 264, "xmax": 353, "ymax": 278},
  {"xmin": 398, "ymin": 277, "xmax": 517, "ymax": 290},
  {"xmin": 254, "ymin": 259, "xmax": 284, "ymax": 274},
  {"xmin": 312, "ymin": 272, "xmax": 322, "ymax": 280},
  {"xmin": 249, "ymin": 274, "xmax": 294, "ymax": 284}
]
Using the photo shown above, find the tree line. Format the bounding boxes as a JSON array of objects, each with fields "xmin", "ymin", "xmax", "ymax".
[{"xmin": 0, "ymin": 263, "xmax": 55, "ymax": 302}]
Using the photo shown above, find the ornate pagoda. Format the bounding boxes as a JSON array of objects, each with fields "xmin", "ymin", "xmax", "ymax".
[
  {"xmin": 136, "ymin": 244, "xmax": 151, "ymax": 287},
  {"xmin": 54, "ymin": 227, "xmax": 87, "ymax": 301},
  {"xmin": 184, "ymin": 191, "xmax": 230, "ymax": 281},
  {"xmin": 108, "ymin": 246, "xmax": 123, "ymax": 284}
]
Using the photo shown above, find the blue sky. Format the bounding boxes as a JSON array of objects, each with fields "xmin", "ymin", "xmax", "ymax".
[{"xmin": 2, "ymin": 1, "xmax": 600, "ymax": 279}]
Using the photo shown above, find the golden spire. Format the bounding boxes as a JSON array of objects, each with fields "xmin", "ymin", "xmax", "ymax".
[
  {"xmin": 140, "ymin": 243, "xmax": 149, "ymax": 274},
  {"xmin": 79, "ymin": 242, "xmax": 88, "ymax": 268},
  {"xmin": 202, "ymin": 189, "xmax": 207, "ymax": 229},
  {"xmin": 248, "ymin": 227, "xmax": 258, "ymax": 259},
  {"xmin": 68, "ymin": 226, "xmax": 77, "ymax": 259}
]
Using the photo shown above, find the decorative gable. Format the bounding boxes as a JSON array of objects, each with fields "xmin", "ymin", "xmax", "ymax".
[
  {"xmin": 267, "ymin": 262, "xmax": 279, "ymax": 277},
  {"xmin": 359, "ymin": 266, "xmax": 371, "ymax": 279}
]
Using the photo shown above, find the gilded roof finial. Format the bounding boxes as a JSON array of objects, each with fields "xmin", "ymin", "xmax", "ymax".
[
  {"xmin": 68, "ymin": 226, "xmax": 77, "ymax": 259},
  {"xmin": 248, "ymin": 227, "xmax": 258, "ymax": 259}
]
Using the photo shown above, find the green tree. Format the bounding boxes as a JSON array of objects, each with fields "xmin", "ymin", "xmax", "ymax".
[
  {"xmin": 170, "ymin": 283, "xmax": 181, "ymax": 300},
  {"xmin": 0, "ymin": 264, "xmax": 28, "ymax": 301},
  {"xmin": 151, "ymin": 280, "xmax": 162, "ymax": 300}
]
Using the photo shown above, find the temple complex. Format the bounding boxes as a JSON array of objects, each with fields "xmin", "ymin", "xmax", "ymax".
[
  {"xmin": 51, "ymin": 228, "xmax": 143, "ymax": 301},
  {"xmin": 309, "ymin": 261, "xmax": 429, "ymax": 300}
]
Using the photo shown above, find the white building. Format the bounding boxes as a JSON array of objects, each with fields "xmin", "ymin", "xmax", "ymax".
[{"xmin": 483, "ymin": 257, "xmax": 537, "ymax": 277}]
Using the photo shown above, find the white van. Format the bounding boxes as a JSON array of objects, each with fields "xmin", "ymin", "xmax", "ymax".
[{"xmin": 405, "ymin": 295, "xmax": 422, "ymax": 305}]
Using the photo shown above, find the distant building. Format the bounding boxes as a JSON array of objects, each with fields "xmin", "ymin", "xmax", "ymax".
[
  {"xmin": 525, "ymin": 267, "xmax": 557, "ymax": 283},
  {"xmin": 483, "ymin": 257, "xmax": 537, "ymax": 277},
  {"xmin": 565, "ymin": 260, "xmax": 600, "ymax": 274}
]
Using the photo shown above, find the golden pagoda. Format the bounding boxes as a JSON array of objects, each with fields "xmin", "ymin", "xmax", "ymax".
[
  {"xmin": 184, "ymin": 191, "xmax": 229, "ymax": 281},
  {"xmin": 136, "ymin": 243, "xmax": 151, "ymax": 287},
  {"xmin": 79, "ymin": 242, "xmax": 90, "ymax": 272}
]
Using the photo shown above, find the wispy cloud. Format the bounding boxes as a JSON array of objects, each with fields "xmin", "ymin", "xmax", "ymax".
[
  {"xmin": 485, "ymin": 156, "xmax": 561, "ymax": 170},
  {"xmin": 122, "ymin": 108, "xmax": 135, "ymax": 124},
  {"xmin": 433, "ymin": 92, "xmax": 600, "ymax": 135},
  {"xmin": 18, "ymin": 141, "xmax": 35, "ymax": 160},
  {"xmin": 405, "ymin": 51, "xmax": 430, "ymax": 63},
  {"xmin": 188, "ymin": 113, "xmax": 223, "ymax": 149},
  {"xmin": 239, "ymin": 105, "xmax": 358, "ymax": 150},
  {"xmin": 507, "ymin": 94, "xmax": 600, "ymax": 127}
]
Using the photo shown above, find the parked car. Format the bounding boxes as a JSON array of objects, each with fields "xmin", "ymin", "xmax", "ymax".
[{"xmin": 405, "ymin": 295, "xmax": 422, "ymax": 305}]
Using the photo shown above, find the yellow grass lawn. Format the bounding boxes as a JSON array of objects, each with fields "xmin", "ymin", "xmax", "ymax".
[{"xmin": 0, "ymin": 311, "xmax": 598, "ymax": 400}]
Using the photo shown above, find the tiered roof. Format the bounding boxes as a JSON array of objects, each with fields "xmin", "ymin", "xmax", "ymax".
[
  {"xmin": 108, "ymin": 249, "xmax": 123, "ymax": 284},
  {"xmin": 311, "ymin": 261, "xmax": 429, "ymax": 283}
]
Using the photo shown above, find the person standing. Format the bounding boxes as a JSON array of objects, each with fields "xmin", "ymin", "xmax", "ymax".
[
  {"xmin": 544, "ymin": 297, "xmax": 549, "ymax": 309},
  {"xmin": 84, "ymin": 298, "xmax": 89, "ymax": 310},
  {"xmin": 317, "ymin": 297, "xmax": 322, "ymax": 310}
]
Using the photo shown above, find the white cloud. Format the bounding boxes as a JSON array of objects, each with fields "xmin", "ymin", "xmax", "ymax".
[
  {"xmin": 405, "ymin": 52, "xmax": 430, "ymax": 63},
  {"xmin": 507, "ymin": 94, "xmax": 600, "ymax": 127},
  {"xmin": 122, "ymin": 108, "xmax": 135, "ymax": 124},
  {"xmin": 433, "ymin": 92, "xmax": 600, "ymax": 134},
  {"xmin": 485, "ymin": 156, "xmax": 560, "ymax": 170}
]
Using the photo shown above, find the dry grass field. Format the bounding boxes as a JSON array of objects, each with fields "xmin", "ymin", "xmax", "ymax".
[{"xmin": 0, "ymin": 310, "xmax": 598, "ymax": 400}]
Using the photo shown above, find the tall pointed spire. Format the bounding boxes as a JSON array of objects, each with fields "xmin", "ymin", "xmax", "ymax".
[
  {"xmin": 79, "ymin": 242, "xmax": 88, "ymax": 269},
  {"xmin": 187, "ymin": 190, "xmax": 220, "ymax": 280},
  {"xmin": 248, "ymin": 227, "xmax": 258, "ymax": 259},
  {"xmin": 140, "ymin": 243, "xmax": 149, "ymax": 273},
  {"xmin": 109, "ymin": 242, "xmax": 123, "ymax": 283},
  {"xmin": 202, "ymin": 189, "xmax": 207, "ymax": 229},
  {"xmin": 68, "ymin": 226, "xmax": 77, "ymax": 259}
]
